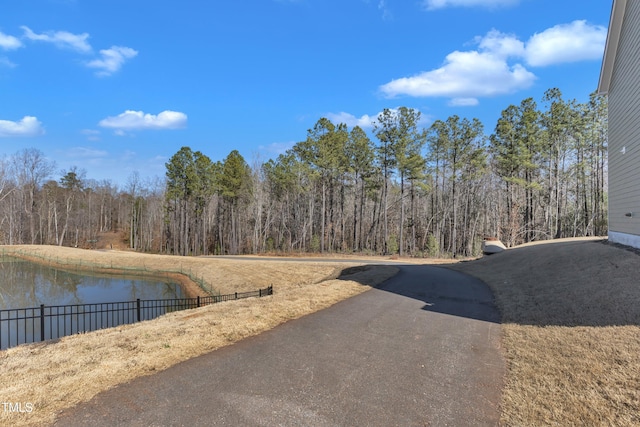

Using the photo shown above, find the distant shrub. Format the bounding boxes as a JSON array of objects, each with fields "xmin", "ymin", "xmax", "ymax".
[
  {"xmin": 310, "ymin": 235, "xmax": 321, "ymax": 252},
  {"xmin": 387, "ymin": 235, "xmax": 398, "ymax": 255},
  {"xmin": 425, "ymin": 234, "xmax": 439, "ymax": 257}
]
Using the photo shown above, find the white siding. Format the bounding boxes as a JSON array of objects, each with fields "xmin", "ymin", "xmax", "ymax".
[{"xmin": 609, "ymin": 0, "xmax": 640, "ymax": 242}]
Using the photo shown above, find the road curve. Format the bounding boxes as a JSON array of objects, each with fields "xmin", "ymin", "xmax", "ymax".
[{"xmin": 55, "ymin": 264, "xmax": 504, "ymax": 426}]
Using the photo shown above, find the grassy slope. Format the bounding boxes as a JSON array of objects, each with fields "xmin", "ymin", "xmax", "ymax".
[{"xmin": 449, "ymin": 238, "xmax": 640, "ymax": 426}]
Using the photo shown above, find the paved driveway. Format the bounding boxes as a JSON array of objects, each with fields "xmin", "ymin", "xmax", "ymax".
[{"xmin": 55, "ymin": 265, "xmax": 503, "ymax": 426}]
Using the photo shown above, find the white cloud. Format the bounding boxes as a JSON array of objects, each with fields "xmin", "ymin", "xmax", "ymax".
[
  {"xmin": 380, "ymin": 49, "xmax": 535, "ymax": 99},
  {"xmin": 422, "ymin": 0, "xmax": 518, "ymax": 10},
  {"xmin": 449, "ymin": 98, "xmax": 479, "ymax": 106},
  {"xmin": 524, "ymin": 20, "xmax": 607, "ymax": 67},
  {"xmin": 0, "ymin": 31, "xmax": 22, "ymax": 50},
  {"xmin": 21, "ymin": 26, "xmax": 91, "ymax": 53},
  {"xmin": 325, "ymin": 112, "xmax": 376, "ymax": 128},
  {"xmin": 0, "ymin": 116, "xmax": 45, "ymax": 137},
  {"xmin": 18, "ymin": 27, "xmax": 138, "ymax": 77},
  {"xmin": 379, "ymin": 21, "xmax": 605, "ymax": 103},
  {"xmin": 477, "ymin": 29, "xmax": 524, "ymax": 58},
  {"xmin": 99, "ymin": 110, "xmax": 187, "ymax": 130},
  {"xmin": 86, "ymin": 46, "xmax": 138, "ymax": 76}
]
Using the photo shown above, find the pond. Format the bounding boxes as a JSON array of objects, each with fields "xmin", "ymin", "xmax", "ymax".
[
  {"xmin": 0, "ymin": 256, "xmax": 188, "ymax": 349},
  {"xmin": 0, "ymin": 256, "xmax": 185, "ymax": 310}
]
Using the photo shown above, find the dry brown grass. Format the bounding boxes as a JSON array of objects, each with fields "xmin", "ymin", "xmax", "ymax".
[
  {"xmin": 0, "ymin": 246, "xmax": 399, "ymax": 427},
  {"xmin": 7, "ymin": 239, "xmax": 637, "ymax": 426},
  {"xmin": 450, "ymin": 237, "xmax": 640, "ymax": 426}
]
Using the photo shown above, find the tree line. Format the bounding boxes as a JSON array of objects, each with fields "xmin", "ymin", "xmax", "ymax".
[{"xmin": 0, "ymin": 88, "xmax": 607, "ymax": 257}]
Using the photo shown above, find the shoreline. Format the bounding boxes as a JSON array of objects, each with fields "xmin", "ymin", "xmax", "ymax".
[{"xmin": 1, "ymin": 248, "xmax": 209, "ymax": 299}]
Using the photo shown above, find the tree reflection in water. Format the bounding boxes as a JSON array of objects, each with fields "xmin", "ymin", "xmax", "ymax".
[{"xmin": 0, "ymin": 256, "xmax": 184, "ymax": 310}]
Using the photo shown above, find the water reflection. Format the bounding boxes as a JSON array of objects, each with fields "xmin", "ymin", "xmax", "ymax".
[{"xmin": 0, "ymin": 256, "xmax": 184, "ymax": 310}]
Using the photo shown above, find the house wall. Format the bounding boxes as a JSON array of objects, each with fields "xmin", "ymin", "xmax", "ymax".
[{"xmin": 608, "ymin": 0, "xmax": 640, "ymax": 246}]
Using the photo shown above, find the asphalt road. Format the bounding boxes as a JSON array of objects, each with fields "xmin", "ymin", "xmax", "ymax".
[{"xmin": 54, "ymin": 264, "xmax": 504, "ymax": 426}]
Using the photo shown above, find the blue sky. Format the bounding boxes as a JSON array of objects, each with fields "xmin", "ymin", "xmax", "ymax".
[{"xmin": 0, "ymin": 0, "xmax": 611, "ymax": 186}]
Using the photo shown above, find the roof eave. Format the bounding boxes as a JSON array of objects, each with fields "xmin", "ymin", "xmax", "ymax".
[{"xmin": 598, "ymin": 0, "xmax": 628, "ymax": 95}]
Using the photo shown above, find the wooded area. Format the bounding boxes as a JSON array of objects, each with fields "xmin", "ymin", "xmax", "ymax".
[{"xmin": 0, "ymin": 88, "xmax": 607, "ymax": 257}]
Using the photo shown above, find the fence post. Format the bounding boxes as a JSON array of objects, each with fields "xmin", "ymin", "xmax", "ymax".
[
  {"xmin": 136, "ymin": 299, "xmax": 141, "ymax": 322},
  {"xmin": 235, "ymin": 292, "xmax": 238, "ymax": 300},
  {"xmin": 40, "ymin": 304, "xmax": 45, "ymax": 342},
  {"xmin": 197, "ymin": 296, "xmax": 200, "ymax": 308},
  {"xmin": 259, "ymin": 288, "xmax": 262, "ymax": 297}
]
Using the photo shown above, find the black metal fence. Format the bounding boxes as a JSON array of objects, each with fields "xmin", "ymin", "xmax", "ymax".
[{"xmin": 0, "ymin": 286, "xmax": 273, "ymax": 350}]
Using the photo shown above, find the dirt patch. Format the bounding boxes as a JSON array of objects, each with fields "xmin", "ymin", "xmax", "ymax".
[{"xmin": 93, "ymin": 231, "xmax": 130, "ymax": 251}]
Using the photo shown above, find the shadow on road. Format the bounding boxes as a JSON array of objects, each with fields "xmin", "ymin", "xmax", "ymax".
[{"xmin": 340, "ymin": 264, "xmax": 501, "ymax": 324}]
